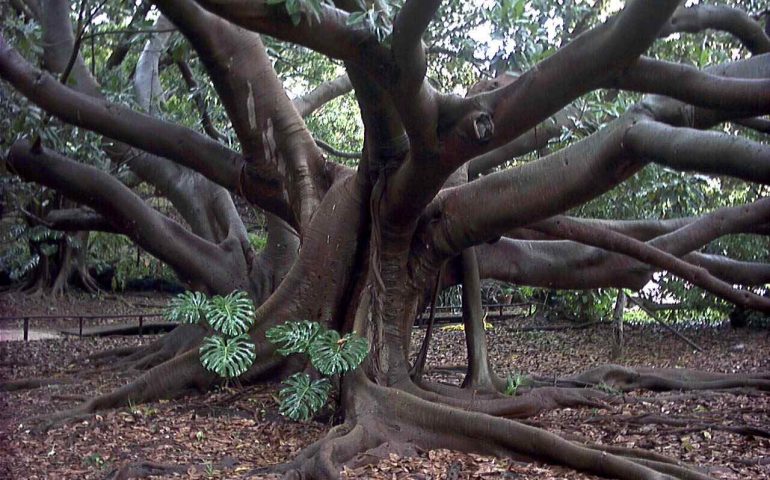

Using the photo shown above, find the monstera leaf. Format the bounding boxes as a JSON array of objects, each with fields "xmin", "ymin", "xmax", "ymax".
[
  {"xmin": 266, "ymin": 320, "xmax": 322, "ymax": 355},
  {"xmin": 204, "ymin": 291, "xmax": 255, "ymax": 336},
  {"xmin": 278, "ymin": 373, "xmax": 331, "ymax": 421},
  {"xmin": 199, "ymin": 334, "xmax": 256, "ymax": 378},
  {"xmin": 308, "ymin": 330, "xmax": 369, "ymax": 376},
  {"xmin": 165, "ymin": 291, "xmax": 208, "ymax": 324}
]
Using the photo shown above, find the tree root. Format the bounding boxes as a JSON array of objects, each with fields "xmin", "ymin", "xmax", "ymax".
[
  {"xmin": 409, "ymin": 380, "xmax": 615, "ymax": 417},
  {"xmin": 278, "ymin": 371, "xmax": 713, "ymax": 479},
  {"xmin": 0, "ymin": 376, "xmax": 74, "ymax": 392},
  {"xmin": 587, "ymin": 413, "xmax": 770, "ymax": 438},
  {"xmin": 85, "ymin": 325, "xmax": 206, "ymax": 372},
  {"xmin": 107, "ymin": 461, "xmax": 188, "ymax": 480},
  {"xmin": 24, "ymin": 350, "xmax": 215, "ymax": 432},
  {"xmin": 540, "ymin": 364, "xmax": 770, "ymax": 392},
  {"xmin": 25, "ymin": 338, "xmax": 288, "ymax": 433}
]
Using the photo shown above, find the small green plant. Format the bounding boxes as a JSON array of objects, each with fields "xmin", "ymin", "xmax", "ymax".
[
  {"xmin": 504, "ymin": 373, "xmax": 524, "ymax": 396},
  {"xmin": 596, "ymin": 382, "xmax": 621, "ymax": 395},
  {"xmin": 164, "ymin": 290, "xmax": 257, "ymax": 379},
  {"xmin": 83, "ymin": 453, "xmax": 106, "ymax": 469},
  {"xmin": 266, "ymin": 321, "xmax": 369, "ymax": 421}
]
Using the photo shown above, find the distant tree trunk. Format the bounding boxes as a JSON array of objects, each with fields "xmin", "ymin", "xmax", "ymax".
[{"xmin": 611, "ymin": 290, "xmax": 627, "ymax": 360}]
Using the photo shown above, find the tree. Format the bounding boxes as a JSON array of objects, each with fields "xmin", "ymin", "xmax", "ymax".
[{"xmin": 2, "ymin": 0, "xmax": 770, "ymax": 478}]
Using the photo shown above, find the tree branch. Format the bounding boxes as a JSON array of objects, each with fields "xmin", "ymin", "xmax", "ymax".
[
  {"xmin": 476, "ymin": 237, "xmax": 770, "ymax": 291},
  {"xmin": 660, "ymin": 5, "xmax": 770, "ymax": 54},
  {"xmin": 175, "ymin": 58, "xmax": 225, "ymax": 141},
  {"xmin": 624, "ymin": 119, "xmax": 770, "ymax": 184},
  {"xmin": 529, "ymin": 215, "xmax": 770, "ymax": 311},
  {"xmin": 0, "ymin": 35, "xmax": 246, "ymax": 193},
  {"xmin": 7, "ymin": 140, "xmax": 247, "ymax": 292},
  {"xmin": 293, "ymin": 74, "xmax": 351, "ymax": 118},
  {"xmin": 612, "ymin": 56, "xmax": 770, "ymax": 116},
  {"xmin": 43, "ymin": 208, "xmax": 118, "ymax": 233},
  {"xmin": 191, "ymin": 0, "xmax": 391, "ymax": 69},
  {"xmin": 383, "ymin": 0, "xmax": 681, "ymax": 230},
  {"xmin": 157, "ymin": 0, "xmax": 331, "ymax": 229}
]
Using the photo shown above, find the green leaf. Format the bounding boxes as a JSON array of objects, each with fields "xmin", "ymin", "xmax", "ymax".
[
  {"xmin": 199, "ymin": 334, "xmax": 256, "ymax": 378},
  {"xmin": 278, "ymin": 373, "xmax": 330, "ymax": 421},
  {"xmin": 308, "ymin": 330, "xmax": 369, "ymax": 376},
  {"xmin": 10, "ymin": 254, "xmax": 39, "ymax": 280},
  {"xmin": 165, "ymin": 291, "xmax": 208, "ymax": 324},
  {"xmin": 266, "ymin": 320, "xmax": 321, "ymax": 356},
  {"xmin": 204, "ymin": 291, "xmax": 256, "ymax": 336}
]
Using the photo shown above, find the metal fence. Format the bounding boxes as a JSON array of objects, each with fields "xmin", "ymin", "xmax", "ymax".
[
  {"xmin": 1, "ymin": 301, "xmax": 537, "ymax": 341},
  {"xmin": 0, "ymin": 312, "xmax": 165, "ymax": 341}
]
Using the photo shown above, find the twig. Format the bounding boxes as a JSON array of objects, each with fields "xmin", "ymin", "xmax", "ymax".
[{"xmin": 627, "ymin": 295, "xmax": 703, "ymax": 352}]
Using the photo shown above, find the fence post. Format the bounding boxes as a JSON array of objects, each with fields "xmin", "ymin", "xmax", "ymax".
[
  {"xmin": 79, "ymin": 316, "xmax": 83, "ymax": 337},
  {"xmin": 138, "ymin": 316, "xmax": 144, "ymax": 338},
  {"xmin": 23, "ymin": 317, "xmax": 29, "ymax": 341}
]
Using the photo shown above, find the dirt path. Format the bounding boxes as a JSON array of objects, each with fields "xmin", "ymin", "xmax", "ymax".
[{"xmin": 0, "ymin": 294, "xmax": 768, "ymax": 479}]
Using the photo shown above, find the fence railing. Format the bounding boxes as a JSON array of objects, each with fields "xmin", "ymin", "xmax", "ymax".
[
  {"xmin": 0, "ymin": 312, "xmax": 165, "ymax": 341},
  {"xmin": 1, "ymin": 301, "xmax": 539, "ymax": 341},
  {"xmin": 415, "ymin": 301, "xmax": 536, "ymax": 325}
]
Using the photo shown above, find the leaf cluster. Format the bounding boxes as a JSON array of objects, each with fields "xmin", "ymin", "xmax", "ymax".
[
  {"xmin": 164, "ymin": 290, "xmax": 258, "ymax": 379},
  {"xmin": 266, "ymin": 321, "xmax": 369, "ymax": 421}
]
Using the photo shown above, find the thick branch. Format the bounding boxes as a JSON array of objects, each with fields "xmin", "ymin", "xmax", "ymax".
[
  {"xmin": 429, "ymin": 113, "xmax": 645, "ymax": 257},
  {"xmin": 293, "ymin": 74, "xmax": 352, "ymax": 118},
  {"xmin": 467, "ymin": 107, "xmax": 576, "ymax": 177},
  {"xmin": 192, "ymin": 0, "xmax": 391, "ymax": 69},
  {"xmin": 660, "ymin": 5, "xmax": 770, "ymax": 54},
  {"xmin": 530, "ymin": 216, "xmax": 770, "ymax": 311},
  {"xmin": 612, "ymin": 56, "xmax": 770, "ymax": 116},
  {"xmin": 7, "ymin": 141, "xmax": 247, "ymax": 292},
  {"xmin": 0, "ymin": 35, "xmax": 245, "ymax": 193},
  {"xmin": 157, "ymin": 0, "xmax": 329, "ymax": 229},
  {"xmin": 44, "ymin": 208, "xmax": 118, "ymax": 233},
  {"xmin": 624, "ymin": 119, "xmax": 770, "ymax": 184},
  {"xmin": 384, "ymin": 0, "xmax": 681, "ymax": 229}
]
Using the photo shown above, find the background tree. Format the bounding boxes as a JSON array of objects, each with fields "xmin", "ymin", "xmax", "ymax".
[{"xmin": 2, "ymin": 0, "xmax": 770, "ymax": 478}]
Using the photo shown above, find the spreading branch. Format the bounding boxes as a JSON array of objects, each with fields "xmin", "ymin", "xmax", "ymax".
[{"xmin": 660, "ymin": 5, "xmax": 770, "ymax": 54}]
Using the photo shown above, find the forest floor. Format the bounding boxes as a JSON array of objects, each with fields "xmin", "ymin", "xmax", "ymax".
[{"xmin": 0, "ymin": 293, "xmax": 769, "ymax": 479}]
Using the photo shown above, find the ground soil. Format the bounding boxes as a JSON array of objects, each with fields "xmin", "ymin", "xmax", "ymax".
[{"xmin": 0, "ymin": 293, "xmax": 768, "ymax": 479}]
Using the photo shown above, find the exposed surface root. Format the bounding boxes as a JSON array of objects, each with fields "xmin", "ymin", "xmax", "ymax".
[
  {"xmin": 107, "ymin": 461, "xmax": 188, "ymax": 480},
  {"xmin": 408, "ymin": 380, "xmax": 614, "ymax": 417},
  {"xmin": 26, "ymin": 350, "xmax": 216, "ymax": 432},
  {"xmin": 281, "ymin": 372, "xmax": 710, "ymax": 479},
  {"xmin": 587, "ymin": 413, "xmax": 770, "ymax": 438},
  {"xmin": 85, "ymin": 325, "xmax": 206, "ymax": 372},
  {"xmin": 0, "ymin": 376, "xmax": 74, "ymax": 392},
  {"xmin": 545, "ymin": 364, "xmax": 770, "ymax": 391}
]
